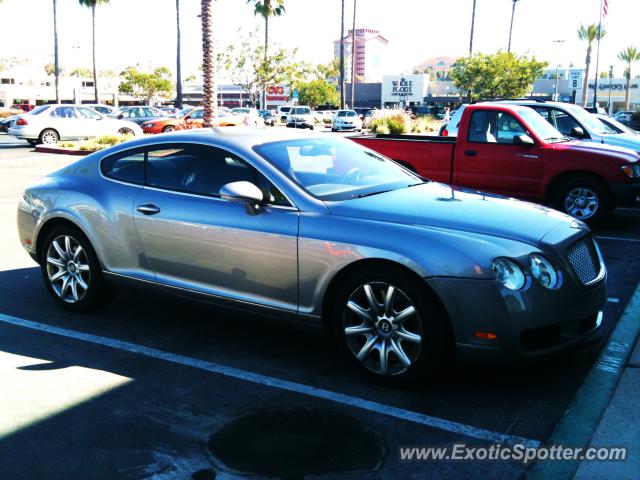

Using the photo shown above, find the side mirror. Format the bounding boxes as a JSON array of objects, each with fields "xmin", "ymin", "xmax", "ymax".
[
  {"xmin": 513, "ymin": 134, "xmax": 535, "ymax": 146},
  {"xmin": 219, "ymin": 181, "xmax": 264, "ymax": 215},
  {"xmin": 571, "ymin": 126, "xmax": 586, "ymax": 138},
  {"xmin": 117, "ymin": 114, "xmax": 124, "ymax": 119}
]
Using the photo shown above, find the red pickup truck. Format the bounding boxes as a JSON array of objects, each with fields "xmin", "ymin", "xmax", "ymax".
[{"xmin": 351, "ymin": 104, "xmax": 640, "ymax": 222}]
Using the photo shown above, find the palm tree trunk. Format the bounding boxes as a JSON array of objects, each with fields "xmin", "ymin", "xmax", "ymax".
[
  {"xmin": 582, "ymin": 46, "xmax": 592, "ymax": 106},
  {"xmin": 263, "ymin": 14, "xmax": 268, "ymax": 110},
  {"xmin": 53, "ymin": 0, "xmax": 60, "ymax": 103},
  {"xmin": 339, "ymin": 0, "xmax": 345, "ymax": 109},
  {"xmin": 176, "ymin": 0, "xmax": 183, "ymax": 109},
  {"xmin": 201, "ymin": 0, "xmax": 217, "ymax": 126},
  {"xmin": 91, "ymin": 5, "xmax": 99, "ymax": 104},
  {"xmin": 625, "ymin": 68, "xmax": 631, "ymax": 110},
  {"xmin": 350, "ymin": 0, "xmax": 356, "ymax": 109}
]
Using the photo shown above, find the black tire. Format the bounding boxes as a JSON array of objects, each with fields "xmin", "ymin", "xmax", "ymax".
[
  {"xmin": 27, "ymin": 139, "xmax": 38, "ymax": 146},
  {"xmin": 553, "ymin": 176, "xmax": 611, "ymax": 224},
  {"xmin": 118, "ymin": 127, "xmax": 134, "ymax": 136},
  {"xmin": 327, "ymin": 266, "xmax": 451, "ymax": 385},
  {"xmin": 162, "ymin": 125, "xmax": 175, "ymax": 133},
  {"xmin": 39, "ymin": 225, "xmax": 115, "ymax": 312},
  {"xmin": 331, "ymin": 128, "xmax": 337, "ymax": 132},
  {"xmin": 438, "ymin": 124, "xmax": 447, "ymax": 136},
  {"xmin": 38, "ymin": 129, "xmax": 59, "ymax": 145}
]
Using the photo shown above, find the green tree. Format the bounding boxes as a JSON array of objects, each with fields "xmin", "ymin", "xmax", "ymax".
[
  {"xmin": 248, "ymin": 0, "xmax": 285, "ymax": 108},
  {"xmin": 200, "ymin": 0, "xmax": 217, "ymax": 127},
  {"xmin": 295, "ymin": 79, "xmax": 339, "ymax": 108},
  {"xmin": 221, "ymin": 30, "xmax": 308, "ymax": 106},
  {"xmin": 316, "ymin": 58, "xmax": 340, "ymax": 83},
  {"xmin": 118, "ymin": 66, "xmax": 173, "ymax": 105},
  {"xmin": 78, "ymin": 0, "xmax": 109, "ymax": 103},
  {"xmin": 577, "ymin": 23, "xmax": 606, "ymax": 106},
  {"xmin": 617, "ymin": 46, "xmax": 640, "ymax": 110},
  {"xmin": 69, "ymin": 67, "xmax": 92, "ymax": 78},
  {"xmin": 450, "ymin": 51, "xmax": 547, "ymax": 100},
  {"xmin": 45, "ymin": 63, "xmax": 64, "ymax": 76}
]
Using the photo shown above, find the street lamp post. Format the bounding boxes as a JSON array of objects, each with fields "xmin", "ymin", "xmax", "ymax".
[
  {"xmin": 469, "ymin": 0, "xmax": 477, "ymax": 57},
  {"xmin": 552, "ymin": 39, "xmax": 565, "ymax": 101},
  {"xmin": 608, "ymin": 65, "xmax": 614, "ymax": 115},
  {"xmin": 507, "ymin": 0, "xmax": 521, "ymax": 53}
]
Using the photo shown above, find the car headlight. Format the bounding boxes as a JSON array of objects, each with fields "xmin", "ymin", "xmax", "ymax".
[
  {"xmin": 621, "ymin": 164, "xmax": 640, "ymax": 178},
  {"xmin": 529, "ymin": 254, "xmax": 559, "ymax": 289},
  {"xmin": 491, "ymin": 258, "xmax": 525, "ymax": 290}
]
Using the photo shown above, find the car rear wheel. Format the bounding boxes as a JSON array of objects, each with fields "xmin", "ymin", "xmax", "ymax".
[
  {"xmin": 329, "ymin": 266, "xmax": 450, "ymax": 384},
  {"xmin": 162, "ymin": 125, "xmax": 175, "ymax": 133},
  {"xmin": 26, "ymin": 139, "xmax": 38, "ymax": 146},
  {"xmin": 38, "ymin": 129, "xmax": 59, "ymax": 145},
  {"xmin": 40, "ymin": 225, "xmax": 114, "ymax": 312},
  {"xmin": 554, "ymin": 176, "xmax": 610, "ymax": 223},
  {"xmin": 118, "ymin": 127, "xmax": 134, "ymax": 136}
]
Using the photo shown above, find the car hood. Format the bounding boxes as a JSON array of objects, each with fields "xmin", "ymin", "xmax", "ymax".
[
  {"xmin": 601, "ymin": 133, "xmax": 640, "ymax": 153},
  {"xmin": 326, "ymin": 182, "xmax": 583, "ymax": 246},
  {"xmin": 556, "ymin": 140, "xmax": 639, "ymax": 163}
]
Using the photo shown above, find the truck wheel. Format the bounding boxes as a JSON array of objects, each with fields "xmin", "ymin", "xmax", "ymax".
[
  {"xmin": 39, "ymin": 129, "xmax": 59, "ymax": 145},
  {"xmin": 327, "ymin": 265, "xmax": 451, "ymax": 385},
  {"xmin": 554, "ymin": 176, "xmax": 610, "ymax": 223}
]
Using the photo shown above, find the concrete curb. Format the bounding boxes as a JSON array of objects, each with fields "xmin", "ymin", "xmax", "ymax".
[
  {"xmin": 34, "ymin": 145, "xmax": 90, "ymax": 156},
  {"xmin": 527, "ymin": 282, "xmax": 640, "ymax": 479}
]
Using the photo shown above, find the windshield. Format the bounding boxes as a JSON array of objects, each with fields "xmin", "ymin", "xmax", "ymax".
[
  {"xmin": 338, "ymin": 111, "xmax": 356, "ymax": 117},
  {"xmin": 292, "ymin": 107, "xmax": 311, "ymax": 115},
  {"xmin": 599, "ymin": 116, "xmax": 638, "ymax": 135},
  {"xmin": 29, "ymin": 105, "xmax": 50, "ymax": 116},
  {"xmin": 517, "ymin": 108, "xmax": 567, "ymax": 142},
  {"xmin": 254, "ymin": 137, "xmax": 422, "ymax": 201},
  {"xmin": 562, "ymin": 104, "xmax": 615, "ymax": 135}
]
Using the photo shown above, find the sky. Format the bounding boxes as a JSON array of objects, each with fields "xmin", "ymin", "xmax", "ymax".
[{"xmin": 0, "ymin": 0, "xmax": 639, "ymax": 81}]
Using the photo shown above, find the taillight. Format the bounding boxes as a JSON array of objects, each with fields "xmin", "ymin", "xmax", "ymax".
[
  {"xmin": 442, "ymin": 129, "xmax": 448, "ymax": 137},
  {"xmin": 16, "ymin": 118, "xmax": 28, "ymax": 126}
]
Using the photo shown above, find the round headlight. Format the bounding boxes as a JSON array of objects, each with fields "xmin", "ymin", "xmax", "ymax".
[
  {"xmin": 529, "ymin": 254, "xmax": 559, "ymax": 289},
  {"xmin": 491, "ymin": 258, "xmax": 525, "ymax": 290}
]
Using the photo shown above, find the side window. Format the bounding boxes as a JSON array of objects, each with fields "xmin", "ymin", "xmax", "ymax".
[
  {"xmin": 101, "ymin": 149, "xmax": 145, "ymax": 184},
  {"xmin": 143, "ymin": 107, "xmax": 156, "ymax": 117},
  {"xmin": 190, "ymin": 110, "xmax": 204, "ymax": 119},
  {"xmin": 532, "ymin": 107, "xmax": 551, "ymax": 122},
  {"xmin": 145, "ymin": 144, "xmax": 290, "ymax": 205},
  {"xmin": 467, "ymin": 111, "xmax": 527, "ymax": 144},
  {"xmin": 552, "ymin": 109, "xmax": 581, "ymax": 136},
  {"xmin": 51, "ymin": 106, "xmax": 76, "ymax": 118}
]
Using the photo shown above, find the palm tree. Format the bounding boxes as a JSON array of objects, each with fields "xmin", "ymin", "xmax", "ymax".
[
  {"xmin": 175, "ymin": 0, "xmax": 183, "ymax": 109},
  {"xmin": 577, "ymin": 23, "xmax": 606, "ymax": 106},
  {"xmin": 618, "ymin": 46, "xmax": 640, "ymax": 110},
  {"xmin": 53, "ymin": 0, "xmax": 60, "ymax": 103},
  {"xmin": 79, "ymin": 0, "xmax": 109, "ymax": 104},
  {"xmin": 247, "ymin": 0, "xmax": 285, "ymax": 109},
  {"xmin": 201, "ymin": 0, "xmax": 217, "ymax": 127}
]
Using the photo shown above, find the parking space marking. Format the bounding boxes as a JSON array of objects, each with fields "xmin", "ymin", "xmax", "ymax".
[
  {"xmin": 595, "ymin": 235, "xmax": 640, "ymax": 243},
  {"xmin": 0, "ymin": 312, "xmax": 540, "ymax": 448},
  {"xmin": 607, "ymin": 298, "xmax": 620, "ymax": 303}
]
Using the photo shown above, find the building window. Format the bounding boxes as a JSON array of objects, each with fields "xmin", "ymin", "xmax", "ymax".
[
  {"xmin": 1, "ymin": 78, "xmax": 15, "ymax": 85},
  {"xmin": 82, "ymin": 81, "xmax": 95, "ymax": 88}
]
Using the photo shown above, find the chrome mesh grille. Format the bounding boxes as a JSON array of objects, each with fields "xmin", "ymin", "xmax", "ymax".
[{"xmin": 566, "ymin": 238, "xmax": 599, "ymax": 284}]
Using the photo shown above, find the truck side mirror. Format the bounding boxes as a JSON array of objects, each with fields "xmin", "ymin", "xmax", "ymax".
[
  {"xmin": 571, "ymin": 126, "xmax": 586, "ymax": 138},
  {"xmin": 513, "ymin": 134, "xmax": 535, "ymax": 146}
]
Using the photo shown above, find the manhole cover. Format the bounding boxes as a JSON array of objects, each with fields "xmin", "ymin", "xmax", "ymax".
[{"xmin": 208, "ymin": 408, "xmax": 385, "ymax": 479}]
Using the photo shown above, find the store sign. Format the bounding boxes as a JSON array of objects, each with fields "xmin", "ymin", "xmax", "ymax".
[
  {"xmin": 265, "ymin": 85, "xmax": 290, "ymax": 105},
  {"xmin": 381, "ymin": 74, "xmax": 427, "ymax": 103},
  {"xmin": 589, "ymin": 82, "xmax": 639, "ymax": 90}
]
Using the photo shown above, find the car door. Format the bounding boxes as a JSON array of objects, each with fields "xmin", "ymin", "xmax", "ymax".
[
  {"xmin": 453, "ymin": 110, "xmax": 543, "ymax": 199},
  {"xmin": 74, "ymin": 106, "xmax": 103, "ymax": 137},
  {"xmin": 49, "ymin": 106, "xmax": 80, "ymax": 139},
  {"xmin": 133, "ymin": 143, "xmax": 299, "ymax": 312}
]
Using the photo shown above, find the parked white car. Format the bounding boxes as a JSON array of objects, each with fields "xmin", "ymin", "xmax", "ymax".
[
  {"xmin": 231, "ymin": 107, "xmax": 264, "ymax": 127},
  {"xmin": 286, "ymin": 106, "xmax": 315, "ymax": 129},
  {"xmin": 332, "ymin": 109, "xmax": 363, "ymax": 131},
  {"xmin": 8, "ymin": 104, "xmax": 142, "ymax": 145}
]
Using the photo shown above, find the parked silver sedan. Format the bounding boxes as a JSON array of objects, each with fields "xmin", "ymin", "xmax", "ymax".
[
  {"xmin": 8, "ymin": 104, "xmax": 142, "ymax": 145},
  {"xmin": 16, "ymin": 129, "xmax": 606, "ymax": 382}
]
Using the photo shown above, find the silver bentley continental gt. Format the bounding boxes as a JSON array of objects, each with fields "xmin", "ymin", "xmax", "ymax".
[{"xmin": 17, "ymin": 129, "xmax": 607, "ymax": 382}]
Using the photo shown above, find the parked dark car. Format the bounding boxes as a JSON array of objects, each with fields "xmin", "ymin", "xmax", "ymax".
[
  {"xmin": 0, "ymin": 115, "xmax": 18, "ymax": 133},
  {"xmin": 109, "ymin": 106, "xmax": 167, "ymax": 125},
  {"xmin": 258, "ymin": 109, "xmax": 276, "ymax": 126}
]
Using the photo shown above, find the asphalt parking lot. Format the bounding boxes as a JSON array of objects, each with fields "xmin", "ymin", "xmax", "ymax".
[{"xmin": 0, "ymin": 134, "xmax": 638, "ymax": 479}]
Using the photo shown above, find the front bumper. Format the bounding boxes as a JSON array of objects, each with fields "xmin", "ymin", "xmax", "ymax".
[
  {"xmin": 426, "ymin": 271, "xmax": 607, "ymax": 365},
  {"xmin": 286, "ymin": 120, "xmax": 314, "ymax": 128},
  {"xmin": 333, "ymin": 123, "xmax": 359, "ymax": 130},
  {"xmin": 610, "ymin": 181, "xmax": 640, "ymax": 208}
]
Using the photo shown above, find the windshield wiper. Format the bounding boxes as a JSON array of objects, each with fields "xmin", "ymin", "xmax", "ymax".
[{"xmin": 356, "ymin": 189, "xmax": 393, "ymax": 199}]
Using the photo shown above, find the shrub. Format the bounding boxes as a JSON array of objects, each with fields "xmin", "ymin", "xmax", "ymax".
[
  {"xmin": 54, "ymin": 133, "xmax": 134, "ymax": 152},
  {"xmin": 411, "ymin": 115, "xmax": 441, "ymax": 133},
  {"xmin": 369, "ymin": 111, "xmax": 411, "ymax": 135},
  {"xmin": 0, "ymin": 109, "xmax": 23, "ymax": 118}
]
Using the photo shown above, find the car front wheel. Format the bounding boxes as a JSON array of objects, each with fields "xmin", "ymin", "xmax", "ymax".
[
  {"xmin": 329, "ymin": 266, "xmax": 450, "ymax": 384},
  {"xmin": 40, "ymin": 226, "xmax": 114, "ymax": 312},
  {"xmin": 118, "ymin": 127, "xmax": 134, "ymax": 136},
  {"xmin": 554, "ymin": 176, "xmax": 610, "ymax": 223}
]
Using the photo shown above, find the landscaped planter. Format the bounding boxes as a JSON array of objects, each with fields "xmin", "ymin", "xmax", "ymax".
[{"xmin": 34, "ymin": 145, "xmax": 92, "ymax": 156}]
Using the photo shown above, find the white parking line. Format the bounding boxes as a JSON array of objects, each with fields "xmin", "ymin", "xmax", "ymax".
[
  {"xmin": 607, "ymin": 298, "xmax": 620, "ymax": 303},
  {"xmin": 595, "ymin": 235, "xmax": 640, "ymax": 243},
  {"xmin": 0, "ymin": 313, "xmax": 540, "ymax": 448}
]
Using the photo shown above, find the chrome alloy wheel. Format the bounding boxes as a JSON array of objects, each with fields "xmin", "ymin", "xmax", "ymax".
[
  {"xmin": 343, "ymin": 282, "xmax": 423, "ymax": 376},
  {"xmin": 45, "ymin": 235, "xmax": 91, "ymax": 303},
  {"xmin": 41, "ymin": 130, "xmax": 58, "ymax": 144},
  {"xmin": 564, "ymin": 187, "xmax": 599, "ymax": 220}
]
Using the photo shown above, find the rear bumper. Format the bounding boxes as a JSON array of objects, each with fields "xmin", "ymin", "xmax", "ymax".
[{"xmin": 610, "ymin": 181, "xmax": 640, "ymax": 208}]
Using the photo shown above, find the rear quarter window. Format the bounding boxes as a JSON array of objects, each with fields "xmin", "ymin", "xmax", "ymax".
[{"xmin": 101, "ymin": 149, "xmax": 145, "ymax": 185}]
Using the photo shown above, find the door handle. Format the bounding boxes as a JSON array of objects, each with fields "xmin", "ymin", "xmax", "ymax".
[
  {"xmin": 464, "ymin": 150, "xmax": 477, "ymax": 157},
  {"xmin": 137, "ymin": 204, "xmax": 160, "ymax": 215}
]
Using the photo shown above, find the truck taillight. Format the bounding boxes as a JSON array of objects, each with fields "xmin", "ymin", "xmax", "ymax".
[
  {"xmin": 442, "ymin": 129, "xmax": 448, "ymax": 137},
  {"xmin": 16, "ymin": 118, "xmax": 28, "ymax": 126}
]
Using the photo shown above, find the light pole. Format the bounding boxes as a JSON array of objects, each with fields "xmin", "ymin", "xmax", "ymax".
[
  {"xmin": 469, "ymin": 0, "xmax": 477, "ymax": 57},
  {"xmin": 608, "ymin": 65, "xmax": 614, "ymax": 115},
  {"xmin": 507, "ymin": 0, "xmax": 521, "ymax": 53},
  {"xmin": 350, "ymin": 0, "xmax": 357, "ymax": 110},
  {"xmin": 552, "ymin": 39, "xmax": 565, "ymax": 101}
]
